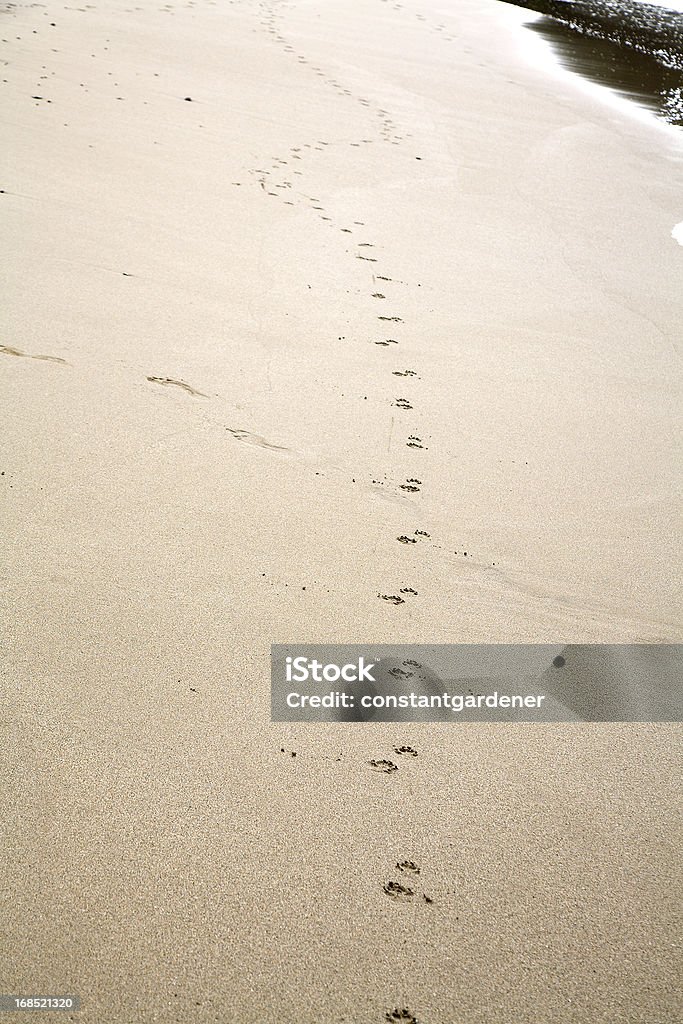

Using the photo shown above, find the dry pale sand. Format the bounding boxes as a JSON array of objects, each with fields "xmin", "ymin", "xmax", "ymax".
[{"xmin": 1, "ymin": 0, "xmax": 682, "ymax": 1021}]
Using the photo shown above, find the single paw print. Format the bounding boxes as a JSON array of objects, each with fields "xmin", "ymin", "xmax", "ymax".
[
  {"xmin": 396, "ymin": 859, "xmax": 420, "ymax": 875},
  {"xmin": 383, "ymin": 880, "xmax": 414, "ymax": 900},
  {"xmin": 388, "ymin": 666, "xmax": 413, "ymax": 679},
  {"xmin": 369, "ymin": 759, "xmax": 398, "ymax": 774},
  {"xmin": 385, "ymin": 1008, "xmax": 419, "ymax": 1023}
]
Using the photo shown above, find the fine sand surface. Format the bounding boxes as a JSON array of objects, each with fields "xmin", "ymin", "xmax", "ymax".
[{"xmin": 1, "ymin": 0, "xmax": 682, "ymax": 1021}]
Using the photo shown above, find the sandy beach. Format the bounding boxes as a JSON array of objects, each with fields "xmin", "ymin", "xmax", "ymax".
[{"xmin": 2, "ymin": 0, "xmax": 682, "ymax": 1021}]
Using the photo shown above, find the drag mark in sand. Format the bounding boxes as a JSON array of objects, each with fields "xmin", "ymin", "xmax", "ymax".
[
  {"xmin": 0, "ymin": 344, "xmax": 66, "ymax": 364},
  {"xmin": 226, "ymin": 427, "xmax": 290, "ymax": 453},
  {"xmin": 146, "ymin": 376, "xmax": 207, "ymax": 397}
]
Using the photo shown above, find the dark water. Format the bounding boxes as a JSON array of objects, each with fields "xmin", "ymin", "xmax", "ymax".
[{"xmin": 499, "ymin": 0, "xmax": 683, "ymax": 126}]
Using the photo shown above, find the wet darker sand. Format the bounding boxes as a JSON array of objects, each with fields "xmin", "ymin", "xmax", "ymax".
[{"xmin": 500, "ymin": 0, "xmax": 683, "ymax": 125}]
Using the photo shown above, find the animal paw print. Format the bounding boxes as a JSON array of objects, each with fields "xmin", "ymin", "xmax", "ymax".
[
  {"xmin": 369, "ymin": 759, "xmax": 398, "ymax": 773},
  {"xmin": 388, "ymin": 666, "xmax": 413, "ymax": 680},
  {"xmin": 394, "ymin": 745, "xmax": 418, "ymax": 757},
  {"xmin": 396, "ymin": 859, "xmax": 420, "ymax": 875},
  {"xmin": 383, "ymin": 880, "xmax": 414, "ymax": 901},
  {"xmin": 385, "ymin": 1011, "xmax": 419, "ymax": 1024}
]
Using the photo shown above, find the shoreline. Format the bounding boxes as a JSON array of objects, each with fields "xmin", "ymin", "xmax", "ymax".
[{"xmin": 498, "ymin": 0, "xmax": 683, "ymax": 130}]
